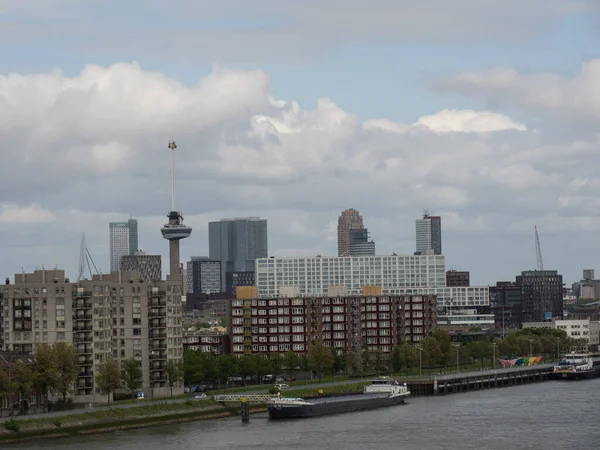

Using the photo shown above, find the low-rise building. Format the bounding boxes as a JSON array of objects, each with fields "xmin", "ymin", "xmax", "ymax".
[
  {"xmin": 445, "ymin": 270, "xmax": 470, "ymax": 287},
  {"xmin": 437, "ymin": 309, "xmax": 495, "ymax": 330},
  {"xmin": 182, "ymin": 329, "xmax": 229, "ymax": 355},
  {"xmin": 522, "ymin": 319, "xmax": 598, "ymax": 348},
  {"xmin": 228, "ymin": 286, "xmax": 437, "ymax": 356}
]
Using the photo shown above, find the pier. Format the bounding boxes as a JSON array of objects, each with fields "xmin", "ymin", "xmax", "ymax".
[{"xmin": 406, "ymin": 363, "xmax": 555, "ymax": 396}]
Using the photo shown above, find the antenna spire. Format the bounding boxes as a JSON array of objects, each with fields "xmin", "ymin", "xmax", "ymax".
[{"xmin": 168, "ymin": 140, "xmax": 177, "ymax": 211}]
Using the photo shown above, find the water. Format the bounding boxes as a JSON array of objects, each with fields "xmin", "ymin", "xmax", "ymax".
[{"xmin": 12, "ymin": 380, "xmax": 600, "ymax": 449}]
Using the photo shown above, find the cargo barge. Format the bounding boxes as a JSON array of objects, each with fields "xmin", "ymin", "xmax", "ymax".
[
  {"xmin": 266, "ymin": 377, "xmax": 410, "ymax": 420},
  {"xmin": 551, "ymin": 352, "xmax": 600, "ymax": 380}
]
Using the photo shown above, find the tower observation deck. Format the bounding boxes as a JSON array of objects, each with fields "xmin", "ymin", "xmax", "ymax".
[{"xmin": 161, "ymin": 141, "xmax": 191, "ymax": 280}]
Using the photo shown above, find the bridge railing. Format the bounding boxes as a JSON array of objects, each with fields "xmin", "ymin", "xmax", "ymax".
[
  {"xmin": 213, "ymin": 394, "xmax": 274, "ymax": 402},
  {"xmin": 434, "ymin": 363, "xmax": 555, "ymax": 381}
]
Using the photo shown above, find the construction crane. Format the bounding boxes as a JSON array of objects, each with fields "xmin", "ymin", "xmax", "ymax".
[
  {"xmin": 534, "ymin": 226, "xmax": 544, "ymax": 271},
  {"xmin": 76, "ymin": 233, "xmax": 100, "ymax": 281}
]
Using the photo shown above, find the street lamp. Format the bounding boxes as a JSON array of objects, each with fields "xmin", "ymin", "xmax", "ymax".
[
  {"xmin": 416, "ymin": 344, "xmax": 423, "ymax": 377},
  {"xmin": 492, "ymin": 342, "xmax": 497, "ymax": 370},
  {"xmin": 453, "ymin": 343, "xmax": 460, "ymax": 373},
  {"xmin": 556, "ymin": 338, "xmax": 560, "ymax": 361}
]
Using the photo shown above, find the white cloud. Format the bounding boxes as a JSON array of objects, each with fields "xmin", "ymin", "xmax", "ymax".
[
  {"xmin": 414, "ymin": 109, "xmax": 527, "ymax": 133},
  {"xmin": 1, "ymin": 62, "xmax": 600, "ymax": 284}
]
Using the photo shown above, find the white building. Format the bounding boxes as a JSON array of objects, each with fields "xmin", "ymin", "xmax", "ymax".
[
  {"xmin": 109, "ymin": 219, "xmax": 138, "ymax": 272},
  {"xmin": 255, "ymin": 255, "xmax": 489, "ymax": 308},
  {"xmin": 437, "ymin": 309, "xmax": 495, "ymax": 329},
  {"xmin": 522, "ymin": 319, "xmax": 600, "ymax": 347}
]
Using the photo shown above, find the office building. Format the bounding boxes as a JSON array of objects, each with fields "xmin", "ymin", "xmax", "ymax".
[
  {"xmin": 255, "ymin": 255, "xmax": 489, "ymax": 307},
  {"xmin": 489, "ymin": 282, "xmax": 523, "ymax": 329},
  {"xmin": 226, "ymin": 271, "xmax": 256, "ymax": 294},
  {"xmin": 189, "ymin": 257, "xmax": 222, "ymax": 294},
  {"xmin": 120, "ymin": 251, "xmax": 161, "ymax": 282},
  {"xmin": 1, "ymin": 269, "xmax": 183, "ymax": 402},
  {"xmin": 516, "ymin": 270, "xmax": 563, "ymax": 323},
  {"xmin": 209, "ymin": 217, "xmax": 268, "ymax": 291},
  {"xmin": 415, "ymin": 214, "xmax": 442, "ymax": 255},
  {"xmin": 109, "ymin": 219, "xmax": 138, "ymax": 272},
  {"xmin": 337, "ymin": 209, "xmax": 365, "ymax": 257},
  {"xmin": 446, "ymin": 270, "xmax": 470, "ymax": 287},
  {"xmin": 349, "ymin": 229, "xmax": 376, "ymax": 256},
  {"xmin": 229, "ymin": 286, "xmax": 437, "ymax": 355}
]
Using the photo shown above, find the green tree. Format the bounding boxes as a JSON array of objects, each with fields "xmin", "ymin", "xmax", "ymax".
[
  {"xmin": 183, "ymin": 351, "xmax": 203, "ymax": 386},
  {"xmin": 332, "ymin": 348, "xmax": 348, "ymax": 374},
  {"xmin": 390, "ymin": 345, "xmax": 403, "ymax": 372},
  {"xmin": 237, "ymin": 355, "xmax": 257, "ymax": 385},
  {"xmin": 52, "ymin": 342, "xmax": 80, "ymax": 402},
  {"xmin": 431, "ymin": 329, "xmax": 452, "ymax": 366},
  {"xmin": 121, "ymin": 358, "xmax": 143, "ymax": 400},
  {"xmin": 11, "ymin": 359, "xmax": 34, "ymax": 411},
  {"xmin": 0, "ymin": 369, "xmax": 12, "ymax": 404},
  {"xmin": 216, "ymin": 354, "xmax": 238, "ymax": 385},
  {"xmin": 421, "ymin": 336, "xmax": 442, "ymax": 370},
  {"xmin": 347, "ymin": 348, "xmax": 363, "ymax": 375},
  {"xmin": 96, "ymin": 357, "xmax": 121, "ymax": 405},
  {"xmin": 218, "ymin": 317, "xmax": 227, "ymax": 328},
  {"xmin": 33, "ymin": 344, "xmax": 59, "ymax": 410},
  {"xmin": 308, "ymin": 341, "xmax": 335, "ymax": 381},
  {"xmin": 165, "ymin": 360, "xmax": 184, "ymax": 397},
  {"xmin": 255, "ymin": 355, "xmax": 274, "ymax": 382},
  {"xmin": 283, "ymin": 351, "xmax": 300, "ymax": 374}
]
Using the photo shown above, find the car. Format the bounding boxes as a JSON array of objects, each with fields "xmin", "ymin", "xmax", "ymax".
[
  {"xmin": 194, "ymin": 393, "xmax": 208, "ymax": 399},
  {"xmin": 274, "ymin": 384, "xmax": 289, "ymax": 390}
]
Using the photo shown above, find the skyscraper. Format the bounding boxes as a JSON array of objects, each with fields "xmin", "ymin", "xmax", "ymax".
[
  {"xmin": 120, "ymin": 250, "xmax": 162, "ymax": 282},
  {"xmin": 415, "ymin": 213, "xmax": 442, "ymax": 255},
  {"xmin": 349, "ymin": 229, "xmax": 375, "ymax": 256},
  {"xmin": 109, "ymin": 219, "xmax": 139, "ymax": 272},
  {"xmin": 337, "ymin": 209, "xmax": 365, "ymax": 257},
  {"xmin": 208, "ymin": 217, "xmax": 268, "ymax": 291}
]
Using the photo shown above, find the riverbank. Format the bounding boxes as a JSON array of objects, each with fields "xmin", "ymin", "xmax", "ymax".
[
  {"xmin": 0, "ymin": 400, "xmax": 266, "ymax": 445},
  {"xmin": 0, "ymin": 383, "xmax": 370, "ymax": 444}
]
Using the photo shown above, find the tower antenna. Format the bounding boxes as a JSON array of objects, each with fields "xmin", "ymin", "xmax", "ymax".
[{"xmin": 168, "ymin": 140, "xmax": 177, "ymax": 211}]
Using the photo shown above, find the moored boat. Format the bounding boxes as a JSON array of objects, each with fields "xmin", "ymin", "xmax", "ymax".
[
  {"xmin": 551, "ymin": 352, "xmax": 600, "ymax": 380},
  {"xmin": 266, "ymin": 377, "xmax": 410, "ymax": 420}
]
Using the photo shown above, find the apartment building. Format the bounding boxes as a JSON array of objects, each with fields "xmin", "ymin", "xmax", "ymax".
[
  {"xmin": 255, "ymin": 255, "xmax": 489, "ymax": 308},
  {"xmin": 182, "ymin": 329, "xmax": 229, "ymax": 354},
  {"xmin": 228, "ymin": 286, "xmax": 437, "ymax": 356},
  {"xmin": 1, "ymin": 269, "xmax": 183, "ymax": 402}
]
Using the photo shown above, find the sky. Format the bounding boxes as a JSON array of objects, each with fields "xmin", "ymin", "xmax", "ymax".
[{"xmin": 1, "ymin": 0, "xmax": 600, "ymax": 286}]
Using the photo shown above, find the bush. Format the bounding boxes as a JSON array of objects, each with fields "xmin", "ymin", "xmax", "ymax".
[
  {"xmin": 3, "ymin": 419, "xmax": 20, "ymax": 432},
  {"xmin": 53, "ymin": 420, "xmax": 62, "ymax": 428}
]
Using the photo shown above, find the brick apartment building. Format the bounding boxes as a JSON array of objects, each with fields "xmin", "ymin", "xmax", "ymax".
[{"xmin": 228, "ymin": 286, "xmax": 437, "ymax": 355}]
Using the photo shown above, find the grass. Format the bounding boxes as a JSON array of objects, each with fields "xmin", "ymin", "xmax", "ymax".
[
  {"xmin": 0, "ymin": 400, "xmax": 222, "ymax": 434},
  {"xmin": 111, "ymin": 394, "xmax": 188, "ymax": 406}
]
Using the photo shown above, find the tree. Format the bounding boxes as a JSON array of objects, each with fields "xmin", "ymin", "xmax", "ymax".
[
  {"xmin": 421, "ymin": 336, "xmax": 442, "ymax": 370},
  {"xmin": 283, "ymin": 351, "xmax": 300, "ymax": 374},
  {"xmin": 0, "ymin": 369, "xmax": 12, "ymax": 405},
  {"xmin": 390, "ymin": 345, "xmax": 403, "ymax": 373},
  {"xmin": 52, "ymin": 342, "xmax": 80, "ymax": 402},
  {"xmin": 11, "ymin": 359, "xmax": 34, "ymax": 412},
  {"xmin": 347, "ymin": 348, "xmax": 363, "ymax": 375},
  {"xmin": 218, "ymin": 317, "xmax": 227, "ymax": 328},
  {"xmin": 165, "ymin": 360, "xmax": 184, "ymax": 397},
  {"xmin": 431, "ymin": 329, "xmax": 452, "ymax": 367},
  {"xmin": 33, "ymin": 344, "xmax": 59, "ymax": 410},
  {"xmin": 121, "ymin": 358, "xmax": 143, "ymax": 400},
  {"xmin": 237, "ymin": 355, "xmax": 257, "ymax": 385},
  {"xmin": 308, "ymin": 341, "xmax": 335, "ymax": 381},
  {"xmin": 96, "ymin": 357, "xmax": 121, "ymax": 405}
]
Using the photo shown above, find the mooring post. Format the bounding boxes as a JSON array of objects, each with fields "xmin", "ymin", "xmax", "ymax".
[{"xmin": 241, "ymin": 397, "xmax": 249, "ymax": 423}]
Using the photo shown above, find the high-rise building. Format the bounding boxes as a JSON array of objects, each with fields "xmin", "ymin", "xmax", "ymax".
[
  {"xmin": 208, "ymin": 217, "xmax": 268, "ymax": 291},
  {"xmin": 189, "ymin": 257, "xmax": 222, "ymax": 294},
  {"xmin": 120, "ymin": 250, "xmax": 162, "ymax": 282},
  {"xmin": 255, "ymin": 255, "xmax": 489, "ymax": 307},
  {"xmin": 109, "ymin": 219, "xmax": 138, "ymax": 272},
  {"xmin": 1, "ymin": 269, "xmax": 183, "ymax": 402},
  {"xmin": 225, "ymin": 271, "xmax": 256, "ymax": 293},
  {"xmin": 516, "ymin": 270, "xmax": 563, "ymax": 323},
  {"xmin": 349, "ymin": 229, "xmax": 375, "ymax": 256},
  {"xmin": 415, "ymin": 214, "xmax": 442, "ymax": 255},
  {"xmin": 489, "ymin": 281, "xmax": 523, "ymax": 329},
  {"xmin": 337, "ymin": 209, "xmax": 365, "ymax": 257}
]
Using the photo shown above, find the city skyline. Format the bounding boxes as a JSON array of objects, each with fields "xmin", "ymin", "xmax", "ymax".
[{"xmin": 1, "ymin": 2, "xmax": 600, "ymax": 286}]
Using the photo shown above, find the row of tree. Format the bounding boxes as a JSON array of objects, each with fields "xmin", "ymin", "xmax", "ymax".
[
  {"xmin": 183, "ymin": 328, "xmax": 582, "ymax": 386},
  {"xmin": 95, "ymin": 357, "xmax": 184, "ymax": 404},
  {"xmin": 0, "ymin": 342, "xmax": 79, "ymax": 411}
]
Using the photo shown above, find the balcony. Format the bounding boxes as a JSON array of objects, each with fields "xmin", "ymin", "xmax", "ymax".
[
  {"xmin": 151, "ymin": 340, "xmax": 167, "ymax": 350},
  {"xmin": 152, "ymin": 362, "xmax": 166, "ymax": 370},
  {"xmin": 149, "ymin": 311, "xmax": 165, "ymax": 318},
  {"xmin": 151, "ymin": 299, "xmax": 167, "ymax": 307},
  {"xmin": 151, "ymin": 331, "xmax": 167, "ymax": 339},
  {"xmin": 150, "ymin": 351, "xmax": 167, "ymax": 360},
  {"xmin": 77, "ymin": 345, "xmax": 93, "ymax": 355},
  {"xmin": 73, "ymin": 291, "xmax": 92, "ymax": 298},
  {"xmin": 74, "ymin": 312, "xmax": 93, "ymax": 320},
  {"xmin": 151, "ymin": 290, "xmax": 166, "ymax": 297},
  {"xmin": 73, "ymin": 299, "xmax": 93, "ymax": 309},
  {"xmin": 73, "ymin": 335, "xmax": 92, "ymax": 343},
  {"xmin": 79, "ymin": 356, "xmax": 93, "ymax": 366},
  {"xmin": 150, "ymin": 319, "xmax": 167, "ymax": 328},
  {"xmin": 78, "ymin": 369, "xmax": 94, "ymax": 377},
  {"xmin": 77, "ymin": 381, "xmax": 94, "ymax": 389},
  {"xmin": 75, "ymin": 324, "xmax": 93, "ymax": 331}
]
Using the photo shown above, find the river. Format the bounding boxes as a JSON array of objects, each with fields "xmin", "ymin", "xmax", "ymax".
[{"xmin": 11, "ymin": 379, "xmax": 600, "ymax": 449}]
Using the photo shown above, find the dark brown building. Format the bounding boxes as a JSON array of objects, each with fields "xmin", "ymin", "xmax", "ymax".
[
  {"xmin": 182, "ymin": 330, "xmax": 229, "ymax": 355},
  {"xmin": 446, "ymin": 270, "xmax": 470, "ymax": 287},
  {"xmin": 573, "ymin": 301, "xmax": 600, "ymax": 321},
  {"xmin": 516, "ymin": 270, "xmax": 563, "ymax": 323},
  {"xmin": 489, "ymin": 281, "xmax": 523, "ymax": 330},
  {"xmin": 228, "ymin": 286, "xmax": 437, "ymax": 356}
]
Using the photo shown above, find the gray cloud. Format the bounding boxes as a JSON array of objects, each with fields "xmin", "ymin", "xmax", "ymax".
[{"xmin": 1, "ymin": 62, "xmax": 599, "ymax": 285}]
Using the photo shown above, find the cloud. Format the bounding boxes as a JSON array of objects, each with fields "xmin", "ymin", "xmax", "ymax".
[
  {"xmin": 0, "ymin": 204, "xmax": 56, "ymax": 224},
  {"xmin": 1, "ymin": 62, "xmax": 600, "ymax": 285},
  {"xmin": 435, "ymin": 59, "xmax": 600, "ymax": 126}
]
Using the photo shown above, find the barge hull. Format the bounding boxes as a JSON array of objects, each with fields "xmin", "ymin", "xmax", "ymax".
[{"xmin": 267, "ymin": 394, "xmax": 408, "ymax": 420}]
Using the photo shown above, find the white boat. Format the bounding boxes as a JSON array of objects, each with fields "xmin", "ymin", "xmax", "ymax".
[{"xmin": 551, "ymin": 352, "xmax": 600, "ymax": 379}]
